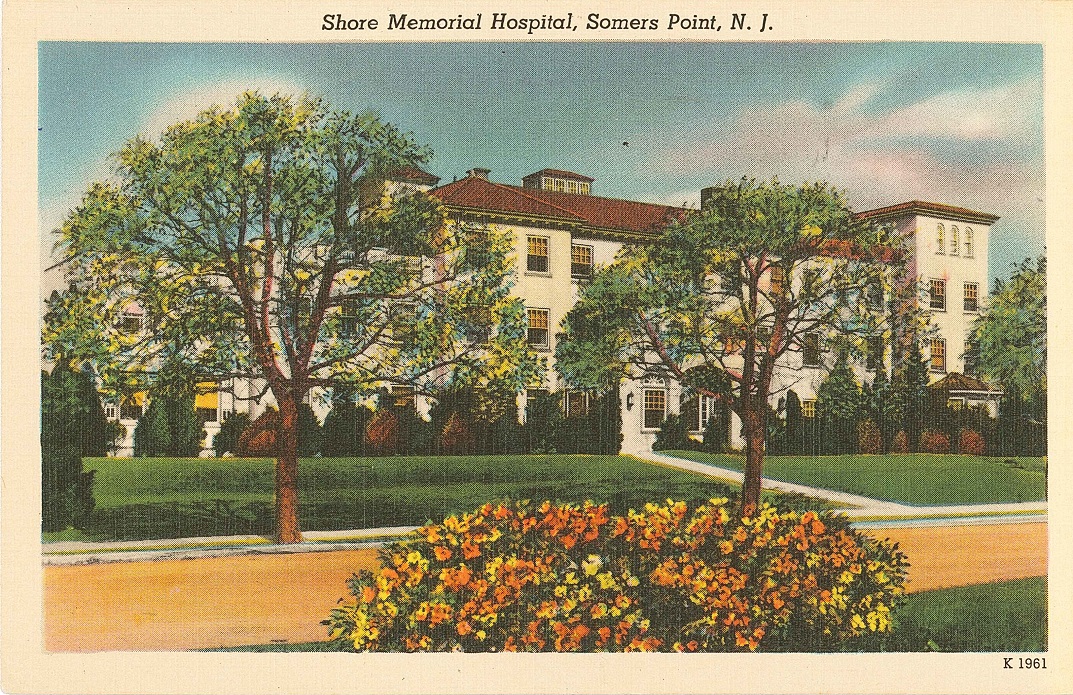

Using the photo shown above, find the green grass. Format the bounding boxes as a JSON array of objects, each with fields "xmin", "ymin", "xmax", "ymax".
[
  {"xmin": 66, "ymin": 455, "xmax": 819, "ymax": 542},
  {"xmin": 885, "ymin": 577, "xmax": 1047, "ymax": 652},
  {"xmin": 210, "ymin": 577, "xmax": 1048, "ymax": 653},
  {"xmin": 665, "ymin": 451, "xmax": 1047, "ymax": 506}
]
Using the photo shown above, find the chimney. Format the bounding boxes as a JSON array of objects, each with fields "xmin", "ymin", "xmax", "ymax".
[{"xmin": 467, "ymin": 167, "xmax": 491, "ymax": 180}]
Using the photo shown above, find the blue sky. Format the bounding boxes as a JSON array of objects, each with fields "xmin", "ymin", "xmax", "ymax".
[{"xmin": 39, "ymin": 42, "xmax": 1044, "ymax": 283}]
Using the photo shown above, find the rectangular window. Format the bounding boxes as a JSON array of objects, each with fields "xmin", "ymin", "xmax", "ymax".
[
  {"xmin": 769, "ymin": 266, "xmax": 785, "ymax": 296},
  {"xmin": 119, "ymin": 311, "xmax": 143, "ymax": 335},
  {"xmin": 964, "ymin": 227, "xmax": 974, "ymax": 258},
  {"xmin": 392, "ymin": 385, "xmax": 416, "ymax": 410},
  {"xmin": 104, "ymin": 402, "xmax": 118, "ymax": 419},
  {"xmin": 579, "ymin": 182, "xmax": 590, "ymax": 195},
  {"xmin": 541, "ymin": 178, "xmax": 553, "ymax": 191},
  {"xmin": 930, "ymin": 338, "xmax": 947, "ymax": 373},
  {"xmin": 197, "ymin": 407, "xmax": 218, "ymax": 424},
  {"xmin": 526, "ymin": 235, "xmax": 550, "ymax": 273},
  {"xmin": 464, "ymin": 228, "xmax": 491, "ymax": 268},
  {"xmin": 339, "ymin": 298, "xmax": 361, "ymax": 337},
  {"xmin": 554, "ymin": 179, "xmax": 566, "ymax": 192},
  {"xmin": 567, "ymin": 180, "xmax": 578, "ymax": 194},
  {"xmin": 566, "ymin": 391, "xmax": 590, "ymax": 418},
  {"xmin": 929, "ymin": 279, "xmax": 946, "ymax": 311},
  {"xmin": 527, "ymin": 308, "xmax": 550, "ymax": 349},
  {"xmin": 120, "ymin": 393, "xmax": 144, "ymax": 421},
  {"xmin": 802, "ymin": 399, "xmax": 816, "ymax": 419},
  {"xmin": 463, "ymin": 304, "xmax": 492, "ymax": 346},
  {"xmin": 963, "ymin": 282, "xmax": 979, "ymax": 312},
  {"xmin": 643, "ymin": 389, "xmax": 666, "ymax": 429},
  {"xmin": 571, "ymin": 244, "xmax": 594, "ymax": 278},
  {"xmin": 802, "ymin": 333, "xmax": 821, "ymax": 368}
]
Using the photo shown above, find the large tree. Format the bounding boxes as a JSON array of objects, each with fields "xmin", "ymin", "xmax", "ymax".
[
  {"xmin": 43, "ymin": 92, "xmax": 541, "ymax": 542},
  {"xmin": 966, "ymin": 256, "xmax": 1046, "ymax": 421},
  {"xmin": 557, "ymin": 178, "xmax": 900, "ymax": 514}
]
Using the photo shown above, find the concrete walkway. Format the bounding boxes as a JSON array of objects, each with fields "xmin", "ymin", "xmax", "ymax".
[{"xmin": 42, "ymin": 452, "xmax": 1047, "ymax": 565}]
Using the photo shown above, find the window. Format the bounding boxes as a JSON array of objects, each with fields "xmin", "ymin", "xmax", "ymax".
[
  {"xmin": 118, "ymin": 310, "xmax": 144, "ymax": 335},
  {"xmin": 462, "ymin": 304, "xmax": 492, "ymax": 346},
  {"xmin": 936, "ymin": 224, "xmax": 945, "ymax": 254},
  {"xmin": 463, "ymin": 228, "xmax": 491, "ymax": 267},
  {"xmin": 195, "ymin": 382, "xmax": 219, "ymax": 423},
  {"xmin": 579, "ymin": 182, "xmax": 590, "ymax": 195},
  {"xmin": 104, "ymin": 402, "xmax": 118, "ymax": 419},
  {"xmin": 571, "ymin": 244, "xmax": 594, "ymax": 278},
  {"xmin": 801, "ymin": 399, "xmax": 817, "ymax": 418},
  {"xmin": 339, "ymin": 298, "xmax": 362, "ymax": 337},
  {"xmin": 526, "ymin": 236, "xmax": 550, "ymax": 273},
  {"xmin": 947, "ymin": 397, "xmax": 965, "ymax": 410},
  {"xmin": 950, "ymin": 226, "xmax": 960, "ymax": 256},
  {"xmin": 963, "ymin": 282, "xmax": 979, "ymax": 312},
  {"xmin": 567, "ymin": 180, "xmax": 578, "ymax": 194},
  {"xmin": 929, "ymin": 279, "xmax": 946, "ymax": 311},
  {"xmin": 930, "ymin": 338, "xmax": 947, "ymax": 373},
  {"xmin": 769, "ymin": 266, "xmax": 785, "ymax": 296},
  {"xmin": 541, "ymin": 177, "xmax": 553, "ymax": 191},
  {"xmin": 566, "ymin": 391, "xmax": 590, "ymax": 418},
  {"xmin": 554, "ymin": 179, "xmax": 566, "ymax": 192},
  {"xmin": 643, "ymin": 388, "xmax": 666, "ymax": 429},
  {"xmin": 964, "ymin": 227, "xmax": 974, "ymax": 258},
  {"xmin": 391, "ymin": 385, "xmax": 416, "ymax": 410},
  {"xmin": 801, "ymin": 333, "xmax": 821, "ymax": 368},
  {"xmin": 390, "ymin": 300, "xmax": 418, "ymax": 342},
  {"xmin": 527, "ymin": 308, "xmax": 550, "ymax": 349}
]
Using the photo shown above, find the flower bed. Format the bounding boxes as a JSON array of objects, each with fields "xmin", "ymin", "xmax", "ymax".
[{"xmin": 326, "ymin": 499, "xmax": 908, "ymax": 652}]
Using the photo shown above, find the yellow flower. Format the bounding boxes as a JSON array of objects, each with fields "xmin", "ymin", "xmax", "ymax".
[
  {"xmin": 851, "ymin": 614, "xmax": 866, "ymax": 630},
  {"xmin": 407, "ymin": 550, "xmax": 422, "ymax": 565}
]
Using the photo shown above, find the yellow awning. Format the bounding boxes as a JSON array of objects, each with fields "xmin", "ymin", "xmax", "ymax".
[{"xmin": 195, "ymin": 382, "xmax": 219, "ymax": 409}]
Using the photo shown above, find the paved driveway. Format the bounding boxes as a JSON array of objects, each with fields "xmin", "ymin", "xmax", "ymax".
[{"xmin": 43, "ymin": 521, "xmax": 1047, "ymax": 652}]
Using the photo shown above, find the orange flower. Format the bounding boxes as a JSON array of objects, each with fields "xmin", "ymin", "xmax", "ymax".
[
  {"xmin": 434, "ymin": 545, "xmax": 453, "ymax": 561},
  {"xmin": 462, "ymin": 541, "xmax": 481, "ymax": 559},
  {"xmin": 360, "ymin": 585, "xmax": 376, "ymax": 604},
  {"xmin": 456, "ymin": 620, "xmax": 473, "ymax": 636}
]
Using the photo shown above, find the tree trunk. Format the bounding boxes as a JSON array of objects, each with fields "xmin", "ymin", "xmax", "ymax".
[
  {"xmin": 740, "ymin": 399, "xmax": 765, "ymax": 518},
  {"xmin": 275, "ymin": 394, "xmax": 302, "ymax": 544}
]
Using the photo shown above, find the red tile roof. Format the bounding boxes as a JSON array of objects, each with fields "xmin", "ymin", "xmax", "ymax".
[
  {"xmin": 928, "ymin": 372, "xmax": 1003, "ymax": 394},
  {"xmin": 856, "ymin": 200, "xmax": 999, "ymax": 225},
  {"xmin": 432, "ymin": 176, "xmax": 686, "ymax": 237}
]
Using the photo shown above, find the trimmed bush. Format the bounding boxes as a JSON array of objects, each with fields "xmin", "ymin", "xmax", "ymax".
[
  {"xmin": 41, "ymin": 363, "xmax": 103, "ymax": 531},
  {"xmin": 440, "ymin": 412, "xmax": 475, "ymax": 456},
  {"xmin": 652, "ymin": 413, "xmax": 692, "ymax": 451},
  {"xmin": 958, "ymin": 428, "xmax": 986, "ymax": 456},
  {"xmin": 238, "ymin": 408, "xmax": 280, "ymax": 456},
  {"xmin": 919, "ymin": 429, "xmax": 951, "ymax": 454},
  {"xmin": 322, "ymin": 398, "xmax": 372, "ymax": 457},
  {"xmin": 297, "ymin": 403, "xmax": 323, "ymax": 457},
  {"xmin": 857, "ymin": 419, "xmax": 882, "ymax": 455},
  {"xmin": 327, "ymin": 499, "xmax": 909, "ymax": 652},
  {"xmin": 366, "ymin": 409, "xmax": 401, "ymax": 456},
  {"xmin": 213, "ymin": 412, "xmax": 251, "ymax": 457},
  {"xmin": 891, "ymin": 430, "xmax": 910, "ymax": 454}
]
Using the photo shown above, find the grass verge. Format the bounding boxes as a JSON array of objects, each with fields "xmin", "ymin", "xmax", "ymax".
[
  {"xmin": 54, "ymin": 455, "xmax": 822, "ymax": 542},
  {"xmin": 664, "ymin": 451, "xmax": 1046, "ymax": 506}
]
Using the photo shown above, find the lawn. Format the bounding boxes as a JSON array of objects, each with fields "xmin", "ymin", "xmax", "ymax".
[
  {"xmin": 665, "ymin": 451, "xmax": 1047, "ymax": 506},
  {"xmin": 209, "ymin": 577, "xmax": 1048, "ymax": 653},
  {"xmin": 61, "ymin": 455, "xmax": 819, "ymax": 542}
]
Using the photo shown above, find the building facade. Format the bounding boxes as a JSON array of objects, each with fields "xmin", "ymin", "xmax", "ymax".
[{"xmin": 102, "ymin": 166, "xmax": 1002, "ymax": 456}]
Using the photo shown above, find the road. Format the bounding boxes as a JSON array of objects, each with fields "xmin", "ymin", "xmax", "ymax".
[{"xmin": 43, "ymin": 521, "xmax": 1047, "ymax": 652}]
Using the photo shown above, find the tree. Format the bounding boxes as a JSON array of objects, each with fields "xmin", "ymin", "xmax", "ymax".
[
  {"xmin": 41, "ymin": 362, "xmax": 108, "ymax": 531},
  {"xmin": 815, "ymin": 352, "xmax": 863, "ymax": 454},
  {"xmin": 967, "ymin": 256, "xmax": 1046, "ymax": 421},
  {"xmin": 557, "ymin": 178, "xmax": 898, "ymax": 514},
  {"xmin": 43, "ymin": 92, "xmax": 541, "ymax": 542},
  {"xmin": 132, "ymin": 361, "xmax": 204, "ymax": 457}
]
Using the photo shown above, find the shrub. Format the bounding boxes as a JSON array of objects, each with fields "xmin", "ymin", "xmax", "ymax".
[
  {"xmin": 919, "ymin": 429, "xmax": 951, "ymax": 454},
  {"xmin": 41, "ymin": 364, "xmax": 101, "ymax": 531},
  {"xmin": 958, "ymin": 428, "xmax": 986, "ymax": 456},
  {"xmin": 327, "ymin": 499, "xmax": 909, "ymax": 653},
  {"xmin": 891, "ymin": 430, "xmax": 910, "ymax": 454},
  {"xmin": 652, "ymin": 413, "xmax": 690, "ymax": 451},
  {"xmin": 213, "ymin": 412, "xmax": 251, "ymax": 456},
  {"xmin": 297, "ymin": 403, "xmax": 323, "ymax": 457},
  {"xmin": 133, "ymin": 370, "xmax": 203, "ymax": 457},
  {"xmin": 857, "ymin": 419, "xmax": 882, "ymax": 455},
  {"xmin": 322, "ymin": 398, "xmax": 372, "ymax": 457},
  {"xmin": 238, "ymin": 407, "xmax": 280, "ymax": 456},
  {"xmin": 366, "ymin": 409, "xmax": 401, "ymax": 456},
  {"xmin": 440, "ymin": 412, "xmax": 475, "ymax": 455}
]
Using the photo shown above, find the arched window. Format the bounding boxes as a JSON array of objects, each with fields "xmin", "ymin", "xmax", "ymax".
[
  {"xmin": 950, "ymin": 226, "xmax": 959, "ymax": 255},
  {"xmin": 936, "ymin": 224, "xmax": 945, "ymax": 254},
  {"xmin": 964, "ymin": 227, "xmax": 974, "ymax": 257}
]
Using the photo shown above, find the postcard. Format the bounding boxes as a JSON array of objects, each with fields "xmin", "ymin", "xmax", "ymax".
[{"xmin": 2, "ymin": 1, "xmax": 1070, "ymax": 693}]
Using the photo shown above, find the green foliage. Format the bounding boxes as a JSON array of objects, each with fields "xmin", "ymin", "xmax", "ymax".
[
  {"xmin": 321, "ymin": 395, "xmax": 372, "ymax": 457},
  {"xmin": 891, "ymin": 342, "xmax": 930, "ymax": 451},
  {"xmin": 327, "ymin": 499, "xmax": 908, "ymax": 652},
  {"xmin": 297, "ymin": 403, "xmax": 323, "ymax": 457},
  {"xmin": 968, "ymin": 257, "xmax": 1046, "ymax": 421},
  {"xmin": 652, "ymin": 414, "xmax": 689, "ymax": 451},
  {"xmin": 440, "ymin": 412, "xmax": 475, "ymax": 455},
  {"xmin": 131, "ymin": 363, "xmax": 203, "ymax": 457},
  {"xmin": 213, "ymin": 412, "xmax": 252, "ymax": 457},
  {"xmin": 41, "ymin": 363, "xmax": 102, "ymax": 531},
  {"xmin": 366, "ymin": 409, "xmax": 401, "ymax": 456},
  {"xmin": 857, "ymin": 419, "xmax": 882, "ymax": 455},
  {"xmin": 816, "ymin": 354, "xmax": 863, "ymax": 454}
]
